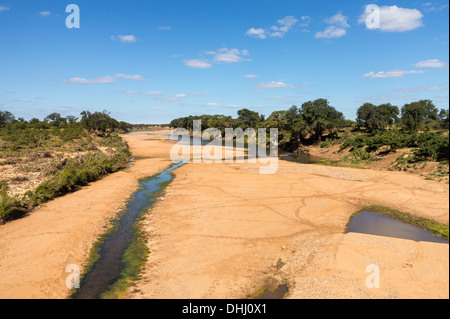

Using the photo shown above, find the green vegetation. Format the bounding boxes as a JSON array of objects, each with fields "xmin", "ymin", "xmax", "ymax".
[
  {"xmin": 169, "ymin": 99, "xmax": 448, "ymax": 172},
  {"xmin": 0, "ymin": 110, "xmax": 132, "ymax": 224},
  {"xmin": 352, "ymin": 204, "xmax": 449, "ymax": 240},
  {"xmin": 0, "ymin": 182, "xmax": 26, "ymax": 222}
]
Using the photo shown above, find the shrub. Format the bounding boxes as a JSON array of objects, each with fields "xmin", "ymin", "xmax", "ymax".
[{"xmin": 0, "ymin": 182, "xmax": 25, "ymax": 223}]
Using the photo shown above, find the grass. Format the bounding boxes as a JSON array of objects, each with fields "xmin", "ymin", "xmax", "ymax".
[{"xmin": 351, "ymin": 203, "xmax": 449, "ymax": 240}]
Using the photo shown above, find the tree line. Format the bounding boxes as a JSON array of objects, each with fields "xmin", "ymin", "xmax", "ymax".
[
  {"xmin": 0, "ymin": 110, "xmax": 132, "ymax": 135},
  {"xmin": 169, "ymin": 98, "xmax": 449, "ymax": 161}
]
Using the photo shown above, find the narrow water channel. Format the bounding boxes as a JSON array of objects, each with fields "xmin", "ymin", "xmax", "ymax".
[{"xmin": 71, "ymin": 161, "xmax": 185, "ymax": 299}]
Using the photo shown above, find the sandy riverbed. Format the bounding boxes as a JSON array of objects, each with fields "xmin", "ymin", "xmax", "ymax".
[{"xmin": 0, "ymin": 131, "xmax": 448, "ymax": 299}]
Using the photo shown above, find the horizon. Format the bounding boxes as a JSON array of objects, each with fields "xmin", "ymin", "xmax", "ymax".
[{"xmin": 0, "ymin": 0, "xmax": 449, "ymax": 124}]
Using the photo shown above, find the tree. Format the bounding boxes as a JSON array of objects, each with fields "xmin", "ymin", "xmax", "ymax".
[
  {"xmin": 301, "ymin": 99, "xmax": 345, "ymax": 141},
  {"xmin": 237, "ymin": 108, "xmax": 262, "ymax": 129},
  {"xmin": 80, "ymin": 110, "xmax": 120, "ymax": 135},
  {"xmin": 356, "ymin": 103, "xmax": 398, "ymax": 132},
  {"xmin": 44, "ymin": 112, "xmax": 66, "ymax": 124},
  {"xmin": 401, "ymin": 100, "xmax": 439, "ymax": 132},
  {"xmin": 0, "ymin": 111, "xmax": 15, "ymax": 127},
  {"xmin": 439, "ymin": 109, "xmax": 449, "ymax": 130},
  {"xmin": 66, "ymin": 115, "xmax": 78, "ymax": 124}
]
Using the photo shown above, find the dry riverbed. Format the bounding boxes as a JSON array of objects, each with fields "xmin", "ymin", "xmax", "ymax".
[{"xmin": 0, "ymin": 131, "xmax": 448, "ymax": 299}]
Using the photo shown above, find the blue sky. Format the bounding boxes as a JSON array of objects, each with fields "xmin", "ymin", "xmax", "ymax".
[{"xmin": 0, "ymin": 0, "xmax": 448, "ymax": 124}]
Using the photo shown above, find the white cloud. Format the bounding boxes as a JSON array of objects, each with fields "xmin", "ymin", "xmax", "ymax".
[
  {"xmin": 269, "ymin": 16, "xmax": 298, "ymax": 37},
  {"xmin": 190, "ymin": 92, "xmax": 208, "ymax": 96},
  {"xmin": 414, "ymin": 59, "xmax": 446, "ymax": 68},
  {"xmin": 315, "ymin": 26, "xmax": 347, "ymax": 39},
  {"xmin": 184, "ymin": 59, "xmax": 212, "ymax": 69},
  {"xmin": 111, "ymin": 35, "xmax": 137, "ymax": 43},
  {"xmin": 363, "ymin": 69, "xmax": 425, "ymax": 78},
  {"xmin": 146, "ymin": 91, "xmax": 164, "ymax": 96},
  {"xmin": 0, "ymin": 5, "xmax": 9, "ymax": 11},
  {"xmin": 316, "ymin": 11, "xmax": 350, "ymax": 39},
  {"xmin": 116, "ymin": 74, "xmax": 145, "ymax": 81},
  {"xmin": 64, "ymin": 74, "xmax": 145, "ymax": 84},
  {"xmin": 247, "ymin": 16, "xmax": 298, "ymax": 39},
  {"xmin": 359, "ymin": 5, "xmax": 424, "ymax": 32},
  {"xmin": 120, "ymin": 90, "xmax": 141, "ymax": 95},
  {"xmin": 211, "ymin": 48, "xmax": 249, "ymax": 63},
  {"xmin": 158, "ymin": 25, "xmax": 171, "ymax": 31},
  {"xmin": 39, "ymin": 11, "xmax": 51, "ymax": 17},
  {"xmin": 324, "ymin": 11, "xmax": 349, "ymax": 28},
  {"xmin": 175, "ymin": 94, "xmax": 187, "ymax": 98},
  {"xmin": 185, "ymin": 48, "xmax": 249, "ymax": 68},
  {"xmin": 207, "ymin": 102, "xmax": 220, "ymax": 106},
  {"xmin": 244, "ymin": 74, "xmax": 258, "ymax": 79},
  {"xmin": 246, "ymin": 27, "xmax": 267, "ymax": 39},
  {"xmin": 255, "ymin": 81, "xmax": 295, "ymax": 89}
]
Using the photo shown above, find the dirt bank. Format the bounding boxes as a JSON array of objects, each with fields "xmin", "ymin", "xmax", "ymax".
[{"xmin": 0, "ymin": 132, "xmax": 173, "ymax": 298}]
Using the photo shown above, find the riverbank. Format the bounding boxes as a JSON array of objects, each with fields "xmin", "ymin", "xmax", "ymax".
[
  {"xmin": 0, "ymin": 132, "xmax": 174, "ymax": 298},
  {"xmin": 0, "ymin": 131, "xmax": 448, "ymax": 298}
]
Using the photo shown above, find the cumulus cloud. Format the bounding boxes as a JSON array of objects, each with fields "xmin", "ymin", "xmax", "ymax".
[
  {"xmin": 359, "ymin": 5, "xmax": 424, "ymax": 32},
  {"xmin": 255, "ymin": 81, "xmax": 295, "ymax": 89},
  {"xmin": 246, "ymin": 16, "xmax": 299, "ymax": 39},
  {"xmin": 315, "ymin": 11, "xmax": 350, "ymax": 39},
  {"xmin": 363, "ymin": 69, "xmax": 425, "ymax": 79},
  {"xmin": 111, "ymin": 35, "xmax": 137, "ymax": 43},
  {"xmin": 414, "ymin": 59, "xmax": 446, "ymax": 68},
  {"xmin": 184, "ymin": 48, "xmax": 250, "ymax": 68},
  {"xmin": 246, "ymin": 27, "xmax": 267, "ymax": 39},
  {"xmin": 184, "ymin": 59, "xmax": 212, "ymax": 69},
  {"xmin": 64, "ymin": 74, "xmax": 145, "ymax": 84},
  {"xmin": 324, "ymin": 11, "xmax": 349, "ymax": 28},
  {"xmin": 209, "ymin": 48, "xmax": 250, "ymax": 63},
  {"xmin": 315, "ymin": 25, "xmax": 347, "ymax": 39},
  {"xmin": 39, "ymin": 11, "xmax": 51, "ymax": 17}
]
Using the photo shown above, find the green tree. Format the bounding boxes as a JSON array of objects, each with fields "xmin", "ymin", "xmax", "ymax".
[
  {"xmin": 237, "ymin": 108, "xmax": 262, "ymax": 129},
  {"xmin": 439, "ymin": 109, "xmax": 449, "ymax": 130},
  {"xmin": 301, "ymin": 99, "xmax": 345, "ymax": 141},
  {"xmin": 356, "ymin": 103, "xmax": 398, "ymax": 132},
  {"xmin": 0, "ymin": 110, "xmax": 15, "ymax": 127},
  {"xmin": 401, "ymin": 100, "xmax": 439, "ymax": 132}
]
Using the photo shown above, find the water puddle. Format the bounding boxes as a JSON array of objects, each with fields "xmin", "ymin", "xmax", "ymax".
[
  {"xmin": 252, "ymin": 284, "xmax": 289, "ymax": 299},
  {"xmin": 346, "ymin": 211, "xmax": 449, "ymax": 244},
  {"xmin": 71, "ymin": 161, "xmax": 185, "ymax": 299}
]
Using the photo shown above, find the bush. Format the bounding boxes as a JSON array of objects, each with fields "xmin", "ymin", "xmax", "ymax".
[{"xmin": 0, "ymin": 182, "xmax": 25, "ymax": 223}]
